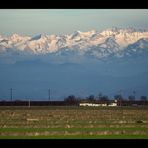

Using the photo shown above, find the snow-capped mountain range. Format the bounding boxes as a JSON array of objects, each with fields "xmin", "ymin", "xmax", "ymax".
[
  {"xmin": 0, "ymin": 27, "xmax": 148, "ymax": 60},
  {"xmin": 0, "ymin": 27, "xmax": 148, "ymax": 100}
]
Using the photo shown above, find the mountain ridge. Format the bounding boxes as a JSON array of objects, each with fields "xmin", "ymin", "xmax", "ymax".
[{"xmin": 0, "ymin": 27, "xmax": 148, "ymax": 61}]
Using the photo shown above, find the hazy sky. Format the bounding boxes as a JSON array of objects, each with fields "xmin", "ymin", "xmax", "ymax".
[{"xmin": 0, "ymin": 9, "xmax": 148, "ymax": 36}]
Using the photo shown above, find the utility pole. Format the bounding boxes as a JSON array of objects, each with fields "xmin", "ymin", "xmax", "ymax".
[
  {"xmin": 119, "ymin": 89, "xmax": 122, "ymax": 106},
  {"xmin": 48, "ymin": 89, "xmax": 50, "ymax": 101},
  {"xmin": 10, "ymin": 88, "xmax": 13, "ymax": 101},
  {"xmin": 133, "ymin": 90, "xmax": 136, "ymax": 99},
  {"xmin": 28, "ymin": 99, "xmax": 30, "ymax": 108}
]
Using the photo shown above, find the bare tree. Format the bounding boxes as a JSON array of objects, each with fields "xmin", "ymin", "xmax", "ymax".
[
  {"xmin": 128, "ymin": 95, "xmax": 135, "ymax": 101},
  {"xmin": 140, "ymin": 96, "xmax": 147, "ymax": 105},
  {"xmin": 87, "ymin": 95, "xmax": 95, "ymax": 102},
  {"xmin": 64, "ymin": 95, "xmax": 78, "ymax": 105},
  {"xmin": 98, "ymin": 92, "xmax": 103, "ymax": 100},
  {"xmin": 140, "ymin": 96, "xmax": 147, "ymax": 101},
  {"xmin": 114, "ymin": 94, "xmax": 123, "ymax": 106}
]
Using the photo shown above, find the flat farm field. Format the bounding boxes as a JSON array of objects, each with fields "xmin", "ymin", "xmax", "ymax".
[{"xmin": 0, "ymin": 106, "xmax": 148, "ymax": 139}]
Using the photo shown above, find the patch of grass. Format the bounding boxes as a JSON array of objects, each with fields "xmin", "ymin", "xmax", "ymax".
[
  {"xmin": 0, "ymin": 106, "xmax": 148, "ymax": 138},
  {"xmin": 0, "ymin": 127, "xmax": 148, "ymax": 132}
]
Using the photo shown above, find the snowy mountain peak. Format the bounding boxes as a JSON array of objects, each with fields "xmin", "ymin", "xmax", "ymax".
[
  {"xmin": 104, "ymin": 27, "xmax": 120, "ymax": 32},
  {"xmin": 30, "ymin": 34, "xmax": 42, "ymax": 41},
  {"xmin": 71, "ymin": 31, "xmax": 83, "ymax": 39},
  {"xmin": 127, "ymin": 38, "xmax": 148, "ymax": 50},
  {"xmin": 11, "ymin": 33, "xmax": 22, "ymax": 38},
  {"xmin": 100, "ymin": 27, "xmax": 148, "ymax": 37},
  {"xmin": 71, "ymin": 30, "xmax": 96, "ymax": 39}
]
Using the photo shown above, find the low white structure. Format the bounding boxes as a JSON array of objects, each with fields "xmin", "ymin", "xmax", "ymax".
[
  {"xmin": 108, "ymin": 102, "xmax": 117, "ymax": 106},
  {"xmin": 79, "ymin": 103, "xmax": 93, "ymax": 106},
  {"xmin": 101, "ymin": 104, "xmax": 107, "ymax": 106},
  {"xmin": 79, "ymin": 103, "xmax": 107, "ymax": 107},
  {"xmin": 79, "ymin": 100, "xmax": 118, "ymax": 107}
]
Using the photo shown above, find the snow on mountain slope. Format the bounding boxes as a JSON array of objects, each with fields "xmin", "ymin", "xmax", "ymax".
[
  {"xmin": 127, "ymin": 38, "xmax": 148, "ymax": 50},
  {"xmin": 0, "ymin": 27, "xmax": 148, "ymax": 61},
  {"xmin": 100, "ymin": 27, "xmax": 148, "ymax": 48}
]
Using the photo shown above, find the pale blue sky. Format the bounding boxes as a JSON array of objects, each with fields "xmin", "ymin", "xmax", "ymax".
[{"xmin": 0, "ymin": 9, "xmax": 148, "ymax": 37}]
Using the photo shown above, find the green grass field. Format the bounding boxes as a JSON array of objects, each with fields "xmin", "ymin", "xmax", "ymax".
[{"xmin": 0, "ymin": 106, "xmax": 148, "ymax": 139}]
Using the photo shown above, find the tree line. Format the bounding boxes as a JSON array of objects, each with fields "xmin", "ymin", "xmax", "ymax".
[{"xmin": 64, "ymin": 93, "xmax": 148, "ymax": 104}]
